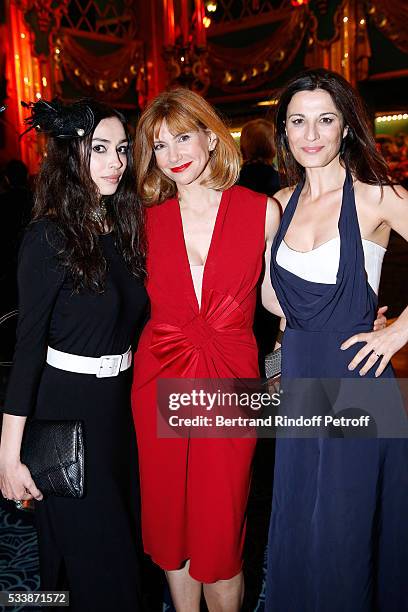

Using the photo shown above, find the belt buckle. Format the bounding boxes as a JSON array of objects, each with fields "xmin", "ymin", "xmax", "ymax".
[{"xmin": 97, "ymin": 354, "xmax": 123, "ymax": 378}]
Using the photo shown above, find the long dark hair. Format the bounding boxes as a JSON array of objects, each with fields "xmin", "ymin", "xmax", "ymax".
[
  {"xmin": 275, "ymin": 68, "xmax": 393, "ymax": 189},
  {"xmin": 33, "ymin": 100, "xmax": 145, "ymax": 292}
]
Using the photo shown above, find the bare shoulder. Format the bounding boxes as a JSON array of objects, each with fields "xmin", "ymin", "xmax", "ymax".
[
  {"xmin": 272, "ymin": 186, "xmax": 296, "ymax": 212},
  {"xmin": 380, "ymin": 183, "xmax": 408, "ymax": 205},
  {"xmin": 355, "ymin": 181, "xmax": 408, "ymax": 207},
  {"xmin": 355, "ymin": 180, "xmax": 408, "ymax": 233}
]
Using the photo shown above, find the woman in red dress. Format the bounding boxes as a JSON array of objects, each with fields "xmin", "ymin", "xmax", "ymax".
[{"xmin": 131, "ymin": 89, "xmax": 281, "ymax": 611}]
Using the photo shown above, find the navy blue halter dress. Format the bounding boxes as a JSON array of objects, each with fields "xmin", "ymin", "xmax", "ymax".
[{"xmin": 266, "ymin": 172, "xmax": 408, "ymax": 612}]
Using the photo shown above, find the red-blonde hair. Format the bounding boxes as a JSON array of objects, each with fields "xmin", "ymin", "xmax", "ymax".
[{"xmin": 135, "ymin": 88, "xmax": 241, "ymax": 204}]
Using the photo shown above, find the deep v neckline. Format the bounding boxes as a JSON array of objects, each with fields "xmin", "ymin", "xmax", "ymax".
[{"xmin": 175, "ymin": 189, "xmax": 227, "ymax": 312}]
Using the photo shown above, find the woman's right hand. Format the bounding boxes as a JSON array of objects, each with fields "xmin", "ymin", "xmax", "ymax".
[{"xmin": 0, "ymin": 457, "xmax": 43, "ymax": 502}]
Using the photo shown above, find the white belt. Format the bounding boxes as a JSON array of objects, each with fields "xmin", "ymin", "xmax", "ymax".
[{"xmin": 46, "ymin": 346, "xmax": 132, "ymax": 378}]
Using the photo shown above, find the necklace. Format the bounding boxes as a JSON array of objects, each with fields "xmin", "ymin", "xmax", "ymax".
[{"xmin": 90, "ymin": 201, "xmax": 107, "ymax": 226}]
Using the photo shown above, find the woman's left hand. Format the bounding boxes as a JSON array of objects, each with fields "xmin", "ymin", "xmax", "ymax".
[{"xmin": 341, "ymin": 321, "xmax": 408, "ymax": 377}]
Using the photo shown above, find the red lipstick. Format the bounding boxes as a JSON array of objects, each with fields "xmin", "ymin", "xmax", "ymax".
[{"xmin": 170, "ymin": 162, "xmax": 192, "ymax": 173}]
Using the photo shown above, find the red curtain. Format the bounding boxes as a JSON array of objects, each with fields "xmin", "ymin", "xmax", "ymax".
[
  {"xmin": 60, "ymin": 34, "xmax": 144, "ymax": 99},
  {"xmin": 208, "ymin": 8, "xmax": 310, "ymax": 92}
]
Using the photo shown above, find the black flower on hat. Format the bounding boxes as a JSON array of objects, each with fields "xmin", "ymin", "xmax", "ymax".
[{"xmin": 21, "ymin": 98, "xmax": 94, "ymax": 139}]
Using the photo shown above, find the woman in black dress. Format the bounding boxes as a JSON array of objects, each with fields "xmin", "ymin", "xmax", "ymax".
[{"xmin": 0, "ymin": 99, "xmax": 148, "ymax": 610}]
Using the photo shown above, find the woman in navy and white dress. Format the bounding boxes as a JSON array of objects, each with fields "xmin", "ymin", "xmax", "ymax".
[{"xmin": 264, "ymin": 69, "xmax": 408, "ymax": 612}]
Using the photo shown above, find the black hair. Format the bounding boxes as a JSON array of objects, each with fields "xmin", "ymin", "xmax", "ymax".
[
  {"xmin": 275, "ymin": 68, "xmax": 394, "ymax": 189},
  {"xmin": 32, "ymin": 99, "xmax": 145, "ymax": 292}
]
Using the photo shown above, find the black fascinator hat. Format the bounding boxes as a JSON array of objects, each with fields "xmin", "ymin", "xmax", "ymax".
[{"xmin": 21, "ymin": 98, "xmax": 94, "ymax": 139}]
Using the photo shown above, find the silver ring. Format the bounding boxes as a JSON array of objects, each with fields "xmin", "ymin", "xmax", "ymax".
[{"xmin": 14, "ymin": 500, "xmax": 24, "ymax": 510}]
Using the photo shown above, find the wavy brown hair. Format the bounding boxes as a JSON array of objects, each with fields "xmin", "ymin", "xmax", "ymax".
[
  {"xmin": 135, "ymin": 88, "xmax": 240, "ymax": 205},
  {"xmin": 33, "ymin": 100, "xmax": 146, "ymax": 292},
  {"xmin": 274, "ymin": 68, "xmax": 394, "ymax": 189}
]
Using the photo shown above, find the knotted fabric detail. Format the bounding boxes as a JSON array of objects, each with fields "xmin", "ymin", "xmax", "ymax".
[{"xmin": 150, "ymin": 289, "xmax": 248, "ymax": 376}]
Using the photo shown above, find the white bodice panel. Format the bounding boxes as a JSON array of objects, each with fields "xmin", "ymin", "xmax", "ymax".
[{"xmin": 276, "ymin": 237, "xmax": 386, "ymax": 294}]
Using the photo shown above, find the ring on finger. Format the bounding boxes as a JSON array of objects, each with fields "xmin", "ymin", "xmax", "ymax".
[{"xmin": 14, "ymin": 500, "xmax": 24, "ymax": 510}]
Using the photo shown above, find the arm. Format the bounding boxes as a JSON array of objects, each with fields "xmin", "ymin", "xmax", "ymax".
[
  {"xmin": 274, "ymin": 317, "xmax": 286, "ymax": 350},
  {"xmin": 0, "ymin": 221, "xmax": 64, "ymax": 500},
  {"xmin": 341, "ymin": 184, "xmax": 408, "ymax": 376},
  {"xmin": 261, "ymin": 197, "xmax": 285, "ymax": 318}
]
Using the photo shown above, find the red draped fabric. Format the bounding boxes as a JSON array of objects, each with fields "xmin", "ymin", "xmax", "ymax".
[{"xmin": 131, "ymin": 186, "xmax": 267, "ymax": 582}]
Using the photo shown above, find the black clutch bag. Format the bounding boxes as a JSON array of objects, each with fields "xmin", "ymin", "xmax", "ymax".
[
  {"xmin": 265, "ymin": 347, "xmax": 282, "ymax": 380},
  {"xmin": 21, "ymin": 420, "xmax": 85, "ymax": 498}
]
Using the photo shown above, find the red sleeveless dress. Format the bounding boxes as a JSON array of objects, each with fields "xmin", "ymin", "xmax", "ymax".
[{"xmin": 131, "ymin": 185, "xmax": 267, "ymax": 582}]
